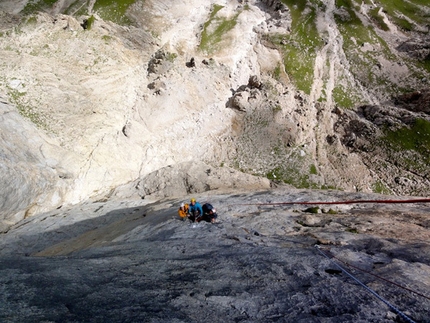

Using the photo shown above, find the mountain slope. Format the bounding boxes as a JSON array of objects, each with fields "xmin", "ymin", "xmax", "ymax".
[{"xmin": 0, "ymin": 0, "xmax": 429, "ymax": 228}]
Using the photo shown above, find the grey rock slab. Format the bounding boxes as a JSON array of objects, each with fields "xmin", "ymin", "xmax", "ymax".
[{"xmin": 0, "ymin": 189, "xmax": 429, "ymax": 322}]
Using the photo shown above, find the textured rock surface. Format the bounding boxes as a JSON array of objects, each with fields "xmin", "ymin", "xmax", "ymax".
[
  {"xmin": 0, "ymin": 2, "xmax": 429, "ymax": 321},
  {"xmin": 0, "ymin": 188, "xmax": 429, "ymax": 322},
  {"xmin": 0, "ymin": 97, "xmax": 76, "ymax": 230},
  {"xmin": 113, "ymin": 161, "xmax": 271, "ymax": 200}
]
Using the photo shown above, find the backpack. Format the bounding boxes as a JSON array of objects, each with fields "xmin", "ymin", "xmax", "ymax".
[{"xmin": 202, "ymin": 203, "xmax": 213, "ymax": 214}]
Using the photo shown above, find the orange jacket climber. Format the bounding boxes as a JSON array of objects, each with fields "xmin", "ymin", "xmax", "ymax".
[{"xmin": 178, "ymin": 203, "xmax": 189, "ymax": 220}]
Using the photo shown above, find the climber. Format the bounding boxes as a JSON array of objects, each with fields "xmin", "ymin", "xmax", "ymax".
[
  {"xmin": 178, "ymin": 202, "xmax": 189, "ymax": 221},
  {"xmin": 188, "ymin": 198, "xmax": 203, "ymax": 222},
  {"xmin": 201, "ymin": 203, "xmax": 218, "ymax": 223}
]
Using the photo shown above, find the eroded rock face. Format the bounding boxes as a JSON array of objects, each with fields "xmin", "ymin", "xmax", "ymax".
[
  {"xmin": 396, "ymin": 38, "xmax": 430, "ymax": 61},
  {"xmin": 0, "ymin": 2, "xmax": 429, "ymax": 321},
  {"xmin": 0, "ymin": 98, "xmax": 76, "ymax": 231},
  {"xmin": 393, "ymin": 88, "xmax": 430, "ymax": 114},
  {"xmin": 332, "ymin": 96, "xmax": 430, "ymax": 196},
  {"xmin": 112, "ymin": 161, "xmax": 271, "ymax": 200},
  {"xmin": 0, "ymin": 2, "xmax": 281, "ymax": 229},
  {"xmin": 0, "ymin": 10, "xmax": 21, "ymax": 29}
]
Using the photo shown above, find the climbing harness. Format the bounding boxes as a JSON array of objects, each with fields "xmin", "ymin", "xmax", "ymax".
[{"xmin": 315, "ymin": 245, "xmax": 417, "ymax": 323}]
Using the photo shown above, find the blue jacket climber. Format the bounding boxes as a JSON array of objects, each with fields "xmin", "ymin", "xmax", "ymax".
[{"xmin": 188, "ymin": 198, "xmax": 203, "ymax": 222}]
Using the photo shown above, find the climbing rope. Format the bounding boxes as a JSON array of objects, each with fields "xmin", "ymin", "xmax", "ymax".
[
  {"xmin": 233, "ymin": 195, "xmax": 429, "ymax": 322},
  {"xmin": 238, "ymin": 198, "xmax": 430, "ymax": 207},
  {"xmin": 326, "ymin": 251, "xmax": 430, "ymax": 301},
  {"xmin": 315, "ymin": 245, "xmax": 417, "ymax": 323}
]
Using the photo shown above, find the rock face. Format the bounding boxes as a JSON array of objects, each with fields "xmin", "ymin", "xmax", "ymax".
[
  {"xmin": 0, "ymin": 1, "xmax": 429, "ymax": 228},
  {"xmin": 332, "ymin": 100, "xmax": 430, "ymax": 196},
  {"xmin": 0, "ymin": 98, "xmax": 75, "ymax": 231},
  {"xmin": 114, "ymin": 161, "xmax": 271, "ymax": 200},
  {"xmin": 0, "ymin": 3, "xmax": 429, "ymax": 320},
  {"xmin": 0, "ymin": 188, "xmax": 429, "ymax": 322}
]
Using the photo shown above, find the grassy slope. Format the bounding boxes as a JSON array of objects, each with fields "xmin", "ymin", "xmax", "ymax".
[
  {"xmin": 198, "ymin": 4, "xmax": 240, "ymax": 54},
  {"xmin": 22, "ymin": 0, "xmax": 138, "ymax": 25},
  {"xmin": 275, "ymin": 0, "xmax": 430, "ymax": 101},
  {"xmin": 252, "ymin": 0, "xmax": 430, "ymax": 190},
  {"xmin": 279, "ymin": 0, "xmax": 322, "ymax": 95}
]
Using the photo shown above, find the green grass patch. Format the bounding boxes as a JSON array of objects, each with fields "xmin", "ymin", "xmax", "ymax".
[
  {"xmin": 394, "ymin": 18, "xmax": 413, "ymax": 32},
  {"xmin": 20, "ymin": 0, "xmax": 139, "ymax": 25},
  {"xmin": 22, "ymin": 0, "xmax": 58, "ymax": 15},
  {"xmin": 310, "ymin": 164, "xmax": 318, "ymax": 175},
  {"xmin": 333, "ymin": 1, "xmax": 414, "ymax": 97},
  {"xmin": 199, "ymin": 5, "xmax": 239, "ymax": 54},
  {"xmin": 421, "ymin": 59, "xmax": 430, "ymax": 74},
  {"xmin": 382, "ymin": 119, "xmax": 430, "ymax": 155},
  {"xmin": 372, "ymin": 181, "xmax": 391, "ymax": 194},
  {"xmin": 93, "ymin": 0, "xmax": 137, "ymax": 25},
  {"xmin": 304, "ymin": 206, "xmax": 320, "ymax": 214},
  {"xmin": 332, "ymin": 84, "xmax": 359, "ymax": 108},
  {"xmin": 82, "ymin": 15, "xmax": 96, "ymax": 30},
  {"xmin": 368, "ymin": 7, "xmax": 389, "ymax": 31},
  {"xmin": 282, "ymin": 42, "xmax": 316, "ymax": 94},
  {"xmin": 24, "ymin": 15, "xmax": 38, "ymax": 25},
  {"xmin": 266, "ymin": 165, "xmax": 317, "ymax": 189},
  {"xmin": 376, "ymin": 0, "xmax": 430, "ymax": 31},
  {"xmin": 378, "ymin": 118, "xmax": 430, "ymax": 174},
  {"xmin": 272, "ymin": 104, "xmax": 282, "ymax": 113},
  {"xmin": 278, "ymin": 0, "xmax": 323, "ymax": 94},
  {"xmin": 165, "ymin": 52, "xmax": 178, "ymax": 63},
  {"xmin": 335, "ymin": 0, "xmax": 360, "ymax": 12},
  {"xmin": 272, "ymin": 64, "xmax": 281, "ymax": 80},
  {"xmin": 102, "ymin": 35, "xmax": 113, "ymax": 43},
  {"xmin": 264, "ymin": 148, "xmax": 338, "ymax": 190},
  {"xmin": 7, "ymin": 87, "xmax": 49, "ymax": 130}
]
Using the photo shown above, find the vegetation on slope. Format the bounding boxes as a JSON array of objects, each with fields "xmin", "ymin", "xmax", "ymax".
[
  {"xmin": 380, "ymin": 118, "xmax": 430, "ymax": 175},
  {"xmin": 22, "ymin": 0, "xmax": 57, "ymax": 15},
  {"xmin": 335, "ymin": 0, "xmax": 430, "ymax": 87},
  {"xmin": 376, "ymin": 0, "xmax": 430, "ymax": 32},
  {"xmin": 198, "ymin": 4, "xmax": 240, "ymax": 54},
  {"xmin": 22, "ymin": 0, "xmax": 139, "ymax": 25},
  {"xmin": 4, "ymin": 83, "xmax": 49, "ymax": 131},
  {"xmin": 92, "ymin": 0, "xmax": 136, "ymax": 25},
  {"xmin": 269, "ymin": 0, "xmax": 430, "ymax": 106},
  {"xmin": 238, "ymin": 0, "xmax": 429, "ymax": 192},
  {"xmin": 2, "ymin": 0, "xmax": 429, "ymax": 195},
  {"xmin": 278, "ymin": 0, "xmax": 323, "ymax": 95}
]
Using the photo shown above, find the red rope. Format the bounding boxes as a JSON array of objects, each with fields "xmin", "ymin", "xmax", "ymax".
[{"xmin": 240, "ymin": 198, "xmax": 430, "ymax": 206}]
